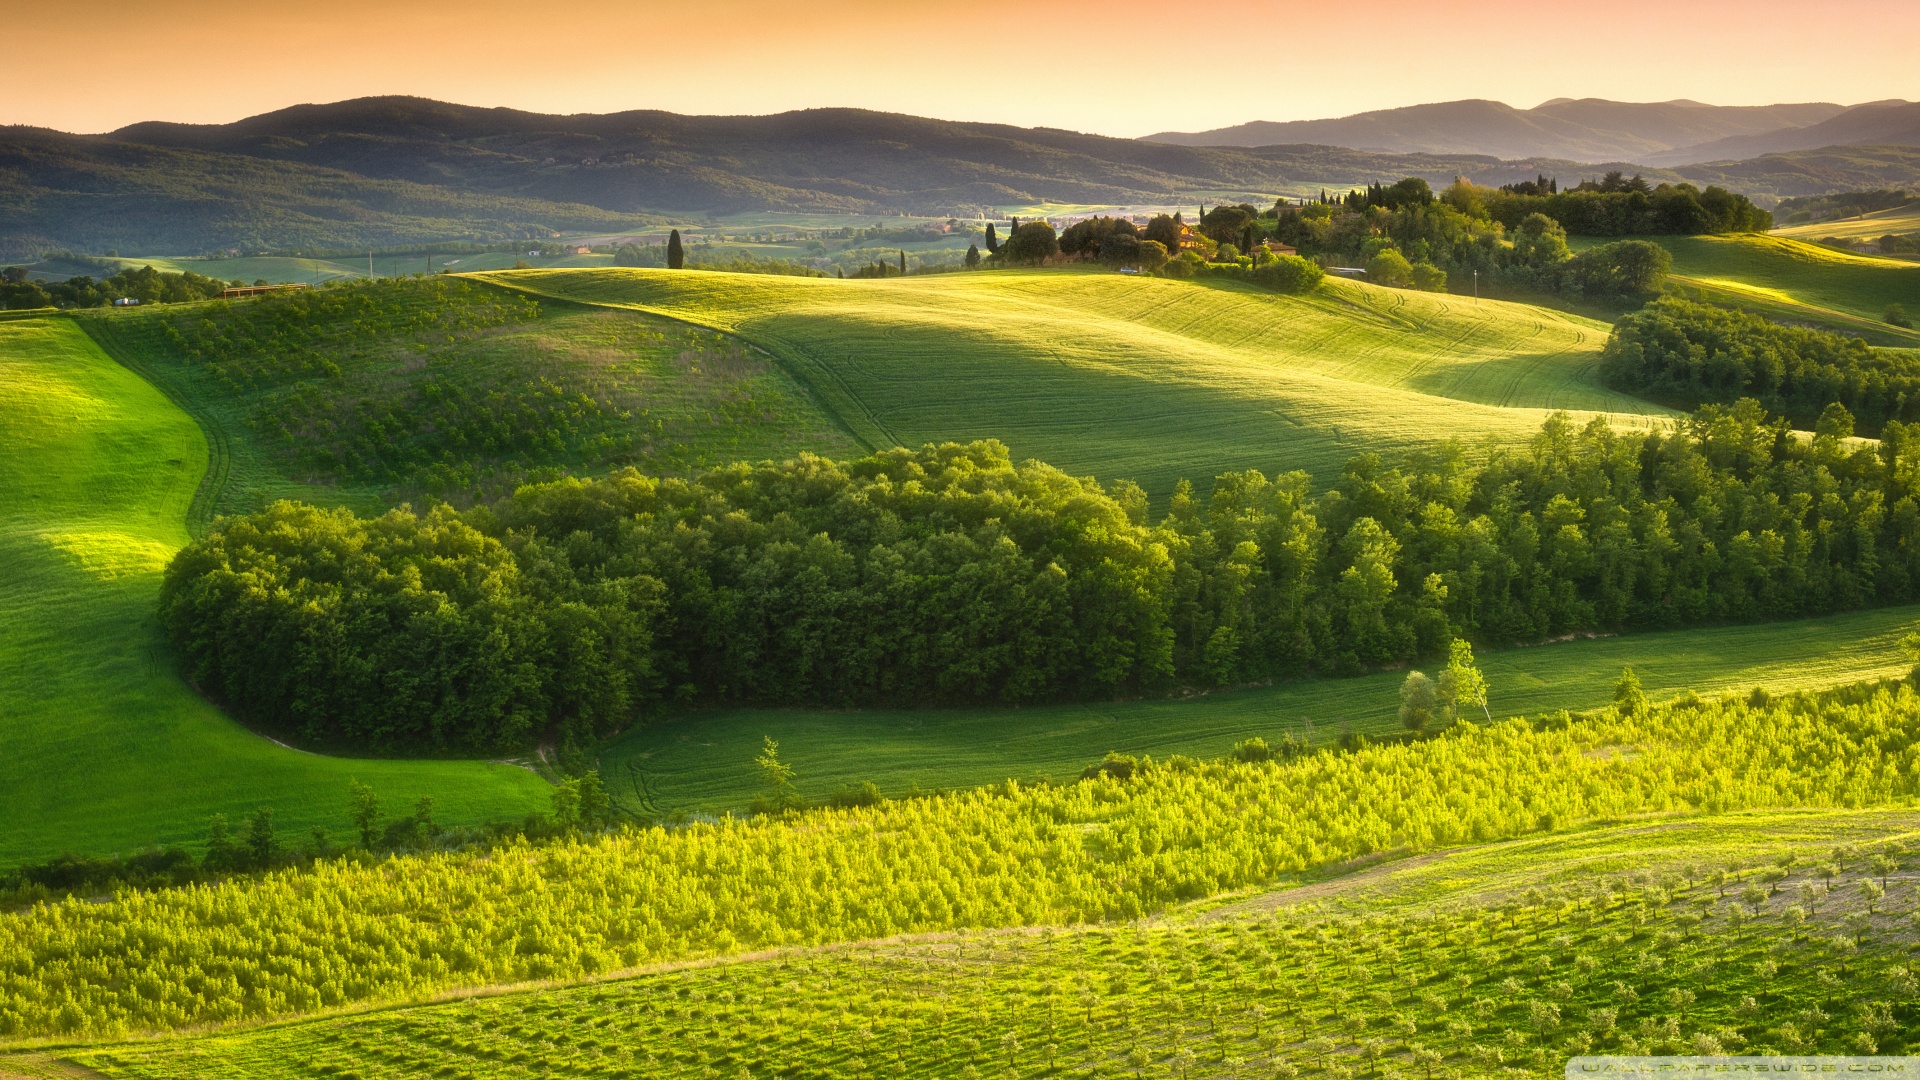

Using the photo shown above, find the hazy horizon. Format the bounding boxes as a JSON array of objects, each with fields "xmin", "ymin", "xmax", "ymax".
[{"xmin": 8, "ymin": 0, "xmax": 1918, "ymax": 137}]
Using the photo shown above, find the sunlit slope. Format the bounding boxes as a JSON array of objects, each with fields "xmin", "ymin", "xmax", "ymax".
[
  {"xmin": 1611, "ymin": 233, "xmax": 1920, "ymax": 346},
  {"xmin": 0, "ymin": 318, "xmax": 550, "ymax": 865},
  {"xmin": 1774, "ymin": 202, "xmax": 1920, "ymax": 242},
  {"xmin": 479, "ymin": 268, "xmax": 1670, "ymax": 494}
]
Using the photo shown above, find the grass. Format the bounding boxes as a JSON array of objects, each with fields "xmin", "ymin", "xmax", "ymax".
[
  {"xmin": 78, "ymin": 278, "xmax": 854, "ymax": 519},
  {"xmin": 1774, "ymin": 201, "xmax": 1920, "ymax": 242},
  {"xmin": 0, "ymin": 316, "xmax": 554, "ymax": 866},
  {"xmin": 34, "ymin": 806, "xmax": 1920, "ymax": 1079},
  {"xmin": 479, "ymin": 267, "xmax": 1670, "ymax": 498},
  {"xmin": 1575, "ymin": 233, "xmax": 1920, "ymax": 347},
  {"xmin": 596, "ymin": 603, "xmax": 1920, "ymax": 818}
]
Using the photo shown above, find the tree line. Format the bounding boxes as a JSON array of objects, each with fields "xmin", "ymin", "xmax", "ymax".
[
  {"xmin": 0, "ymin": 264, "xmax": 238, "ymax": 310},
  {"xmin": 1602, "ymin": 297, "xmax": 1920, "ymax": 435},
  {"xmin": 1268, "ymin": 180, "xmax": 1675, "ymax": 299},
  {"xmin": 163, "ymin": 402, "xmax": 1920, "ymax": 754}
]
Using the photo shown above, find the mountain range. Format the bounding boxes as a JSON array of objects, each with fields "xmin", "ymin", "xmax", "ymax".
[
  {"xmin": 5, "ymin": 96, "xmax": 1920, "ymax": 259},
  {"xmin": 1145, "ymin": 98, "xmax": 1918, "ymax": 166}
]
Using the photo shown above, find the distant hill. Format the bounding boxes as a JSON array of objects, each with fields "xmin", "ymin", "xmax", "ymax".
[
  {"xmin": 1642, "ymin": 100, "xmax": 1920, "ymax": 165},
  {"xmin": 1144, "ymin": 99, "xmax": 1846, "ymax": 160},
  {"xmin": 6, "ymin": 96, "xmax": 1920, "ymax": 258}
]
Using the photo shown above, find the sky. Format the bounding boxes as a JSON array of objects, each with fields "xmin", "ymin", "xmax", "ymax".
[{"xmin": 8, "ymin": 0, "xmax": 1918, "ymax": 136}]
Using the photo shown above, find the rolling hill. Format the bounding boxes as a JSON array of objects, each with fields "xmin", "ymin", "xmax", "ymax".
[
  {"xmin": 1144, "ymin": 98, "xmax": 1846, "ymax": 160},
  {"xmin": 477, "ymin": 267, "xmax": 1670, "ymax": 497},
  {"xmin": 0, "ymin": 316, "xmax": 552, "ymax": 866},
  {"xmin": 13, "ymin": 96, "xmax": 1920, "ymax": 259},
  {"xmin": 1574, "ymin": 232, "xmax": 1920, "ymax": 346},
  {"xmin": 1642, "ymin": 99, "xmax": 1920, "ymax": 165}
]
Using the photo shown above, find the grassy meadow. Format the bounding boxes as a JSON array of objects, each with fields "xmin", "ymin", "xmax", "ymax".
[
  {"xmin": 0, "ymin": 316, "xmax": 552, "ymax": 865},
  {"xmin": 79, "ymin": 278, "xmax": 854, "ymax": 520},
  {"xmin": 597, "ymin": 603, "xmax": 1920, "ymax": 817},
  {"xmin": 1575, "ymin": 233, "xmax": 1920, "ymax": 346},
  {"xmin": 481, "ymin": 268, "xmax": 1670, "ymax": 497},
  {"xmin": 1773, "ymin": 201, "xmax": 1920, "ymax": 242}
]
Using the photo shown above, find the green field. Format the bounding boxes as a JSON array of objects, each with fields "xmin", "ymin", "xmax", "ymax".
[
  {"xmin": 1576, "ymin": 233, "xmax": 1920, "ymax": 347},
  {"xmin": 481, "ymin": 268, "xmax": 1670, "ymax": 497},
  {"xmin": 600, "ymin": 603, "xmax": 1920, "ymax": 817},
  {"xmin": 0, "ymin": 317, "xmax": 553, "ymax": 865},
  {"xmin": 1774, "ymin": 200, "xmax": 1920, "ymax": 242},
  {"xmin": 32, "ymin": 806, "xmax": 1919, "ymax": 1079},
  {"xmin": 78, "ymin": 278, "xmax": 854, "ymax": 520}
]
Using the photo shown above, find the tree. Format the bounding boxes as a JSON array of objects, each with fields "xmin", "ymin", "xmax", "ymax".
[
  {"xmin": 1613, "ymin": 667, "xmax": 1648, "ymax": 719},
  {"xmin": 898, "ymin": 250, "xmax": 906, "ymax": 275},
  {"xmin": 578, "ymin": 770, "xmax": 611, "ymax": 830},
  {"xmin": 414, "ymin": 795, "xmax": 437, "ymax": 838},
  {"xmin": 667, "ymin": 229, "xmax": 685, "ymax": 270},
  {"xmin": 552, "ymin": 777, "xmax": 582, "ymax": 832},
  {"xmin": 1439, "ymin": 639, "xmax": 1491, "ymax": 723},
  {"xmin": 1134, "ymin": 240, "xmax": 1170, "ymax": 274},
  {"xmin": 1410, "ymin": 262, "xmax": 1448, "ymax": 292},
  {"xmin": 1400, "ymin": 671, "xmax": 1439, "ymax": 733},
  {"xmin": 1560, "ymin": 239, "xmax": 1669, "ymax": 297},
  {"xmin": 242, "ymin": 806, "xmax": 276, "ymax": 867},
  {"xmin": 1365, "ymin": 249, "xmax": 1414, "ymax": 288},
  {"xmin": 984, "ymin": 224, "xmax": 999, "ymax": 255},
  {"xmin": 348, "ymin": 781, "xmax": 380, "ymax": 848},
  {"xmin": 965, "ymin": 243, "xmax": 981, "ymax": 269},
  {"xmin": 1143, "ymin": 214, "xmax": 1182, "ymax": 256},
  {"xmin": 1003, "ymin": 221, "xmax": 1059, "ymax": 266},
  {"xmin": 1510, "ymin": 213, "xmax": 1571, "ymax": 268},
  {"xmin": 203, "ymin": 813, "xmax": 239, "ymax": 871},
  {"xmin": 756, "ymin": 736, "xmax": 800, "ymax": 813}
]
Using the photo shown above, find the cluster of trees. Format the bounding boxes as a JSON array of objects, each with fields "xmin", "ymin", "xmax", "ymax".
[
  {"xmin": 1480, "ymin": 179, "xmax": 1772, "ymax": 236},
  {"xmin": 3, "ymin": 674, "xmax": 1917, "ymax": 1038},
  {"xmin": 1270, "ymin": 185, "xmax": 1673, "ymax": 299},
  {"xmin": 1601, "ymin": 297, "xmax": 1920, "ymax": 433},
  {"xmin": 167, "ymin": 403, "xmax": 1920, "ymax": 753},
  {"xmin": 0, "ymin": 264, "xmax": 237, "ymax": 310}
]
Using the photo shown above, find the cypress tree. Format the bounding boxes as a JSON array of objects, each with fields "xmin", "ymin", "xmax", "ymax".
[
  {"xmin": 965, "ymin": 243, "xmax": 981, "ymax": 269},
  {"xmin": 666, "ymin": 229, "xmax": 684, "ymax": 270},
  {"xmin": 898, "ymin": 249, "xmax": 906, "ymax": 275},
  {"xmin": 985, "ymin": 223, "xmax": 999, "ymax": 254}
]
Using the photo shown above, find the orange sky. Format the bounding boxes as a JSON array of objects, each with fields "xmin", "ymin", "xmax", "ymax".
[{"xmin": 8, "ymin": 0, "xmax": 1918, "ymax": 135}]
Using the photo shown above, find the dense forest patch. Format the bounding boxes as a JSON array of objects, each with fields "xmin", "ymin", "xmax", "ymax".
[
  {"xmin": 1602, "ymin": 296, "xmax": 1920, "ymax": 433},
  {"xmin": 163, "ymin": 405, "xmax": 1920, "ymax": 753}
]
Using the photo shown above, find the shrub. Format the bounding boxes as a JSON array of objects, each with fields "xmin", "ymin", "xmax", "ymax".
[
  {"xmin": 1250, "ymin": 255, "xmax": 1325, "ymax": 294},
  {"xmin": 1365, "ymin": 250, "xmax": 1414, "ymax": 288}
]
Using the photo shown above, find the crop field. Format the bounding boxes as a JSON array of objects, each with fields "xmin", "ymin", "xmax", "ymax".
[
  {"xmin": 1774, "ymin": 201, "xmax": 1920, "ymax": 242},
  {"xmin": 1576, "ymin": 233, "xmax": 1920, "ymax": 346},
  {"xmin": 16, "ymin": 806, "xmax": 1920, "ymax": 1078},
  {"xmin": 79, "ymin": 277, "xmax": 854, "ymax": 517},
  {"xmin": 481, "ymin": 268, "xmax": 1669, "ymax": 497},
  {"xmin": 0, "ymin": 677, "xmax": 1914, "ymax": 1046},
  {"xmin": 0, "ymin": 317, "xmax": 552, "ymax": 865},
  {"xmin": 598, "ymin": 602, "xmax": 1920, "ymax": 816}
]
